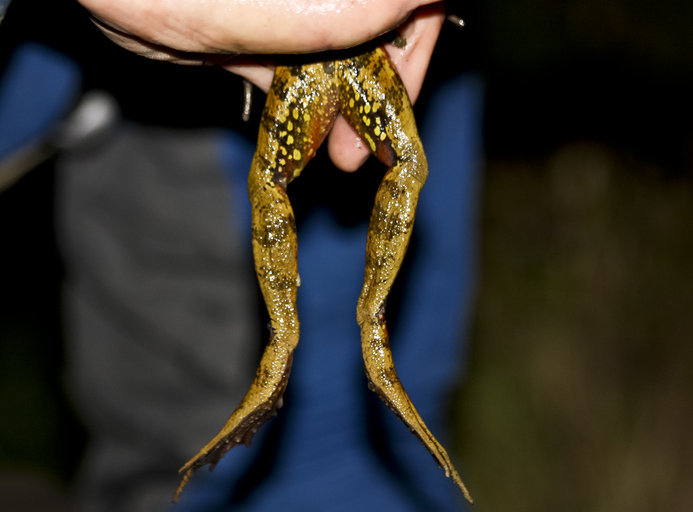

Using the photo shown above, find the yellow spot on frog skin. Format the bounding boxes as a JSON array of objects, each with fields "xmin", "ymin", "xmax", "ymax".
[
  {"xmin": 279, "ymin": 131, "xmax": 287, "ymax": 138},
  {"xmin": 364, "ymin": 104, "xmax": 371, "ymax": 114},
  {"xmin": 287, "ymin": 135, "xmax": 294, "ymax": 145},
  {"xmin": 380, "ymin": 131, "xmax": 387, "ymax": 141},
  {"xmin": 349, "ymin": 98, "xmax": 355, "ymax": 108},
  {"xmin": 363, "ymin": 115, "xmax": 371, "ymax": 126},
  {"xmin": 292, "ymin": 109, "xmax": 299, "ymax": 120},
  {"xmin": 363, "ymin": 132, "xmax": 376, "ymax": 152},
  {"xmin": 303, "ymin": 112, "xmax": 310, "ymax": 122},
  {"xmin": 293, "ymin": 149, "xmax": 301, "ymax": 160},
  {"xmin": 287, "ymin": 120, "xmax": 293, "ymax": 131},
  {"xmin": 279, "ymin": 158, "xmax": 286, "ymax": 165},
  {"xmin": 374, "ymin": 126, "xmax": 381, "ymax": 136},
  {"xmin": 280, "ymin": 147, "xmax": 287, "ymax": 156},
  {"xmin": 359, "ymin": 106, "xmax": 364, "ymax": 114}
]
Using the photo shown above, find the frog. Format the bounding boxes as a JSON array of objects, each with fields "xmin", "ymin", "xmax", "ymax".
[{"xmin": 173, "ymin": 44, "xmax": 473, "ymax": 505}]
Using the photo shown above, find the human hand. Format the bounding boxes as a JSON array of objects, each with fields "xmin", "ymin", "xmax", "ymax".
[{"xmin": 79, "ymin": 0, "xmax": 445, "ymax": 171}]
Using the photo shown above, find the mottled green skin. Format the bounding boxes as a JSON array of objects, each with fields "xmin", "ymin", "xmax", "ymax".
[{"xmin": 174, "ymin": 47, "xmax": 472, "ymax": 504}]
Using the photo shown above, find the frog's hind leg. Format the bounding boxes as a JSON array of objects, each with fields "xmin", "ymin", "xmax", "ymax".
[
  {"xmin": 338, "ymin": 48, "xmax": 472, "ymax": 503},
  {"xmin": 174, "ymin": 63, "xmax": 338, "ymax": 502}
]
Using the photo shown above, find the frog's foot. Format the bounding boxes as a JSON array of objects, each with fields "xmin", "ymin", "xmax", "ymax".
[
  {"xmin": 359, "ymin": 316, "xmax": 473, "ymax": 504},
  {"xmin": 173, "ymin": 345, "xmax": 294, "ymax": 502}
]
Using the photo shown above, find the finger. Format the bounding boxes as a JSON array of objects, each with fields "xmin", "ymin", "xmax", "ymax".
[
  {"xmin": 89, "ymin": 14, "xmax": 226, "ymax": 65},
  {"xmin": 384, "ymin": 2, "xmax": 445, "ymax": 102},
  {"xmin": 223, "ymin": 59, "xmax": 275, "ymax": 92},
  {"xmin": 327, "ymin": 116, "xmax": 371, "ymax": 172}
]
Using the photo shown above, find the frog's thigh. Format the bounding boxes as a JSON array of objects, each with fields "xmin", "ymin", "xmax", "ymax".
[
  {"xmin": 336, "ymin": 48, "xmax": 426, "ymax": 179},
  {"xmin": 337, "ymin": 49, "xmax": 428, "ymax": 318},
  {"xmin": 336, "ymin": 51, "xmax": 427, "ymax": 307},
  {"xmin": 255, "ymin": 62, "xmax": 340, "ymax": 181},
  {"xmin": 249, "ymin": 62, "xmax": 340, "ymax": 328}
]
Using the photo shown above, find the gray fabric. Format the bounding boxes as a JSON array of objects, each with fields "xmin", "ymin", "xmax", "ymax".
[
  {"xmin": 0, "ymin": 0, "xmax": 10, "ymax": 23},
  {"xmin": 56, "ymin": 121, "xmax": 258, "ymax": 512}
]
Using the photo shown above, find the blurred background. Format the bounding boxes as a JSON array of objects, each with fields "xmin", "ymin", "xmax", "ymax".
[
  {"xmin": 456, "ymin": 1, "xmax": 693, "ymax": 511},
  {"xmin": 1, "ymin": 0, "xmax": 692, "ymax": 511}
]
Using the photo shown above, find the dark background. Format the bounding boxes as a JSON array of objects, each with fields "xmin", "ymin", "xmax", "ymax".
[
  {"xmin": 457, "ymin": 1, "xmax": 693, "ymax": 511},
  {"xmin": 1, "ymin": 0, "xmax": 692, "ymax": 510}
]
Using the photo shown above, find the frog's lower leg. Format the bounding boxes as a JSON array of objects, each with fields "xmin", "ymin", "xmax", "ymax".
[
  {"xmin": 343, "ymin": 49, "xmax": 473, "ymax": 503},
  {"xmin": 356, "ymin": 168, "xmax": 472, "ymax": 504},
  {"xmin": 174, "ymin": 63, "xmax": 337, "ymax": 502},
  {"xmin": 356, "ymin": 164, "xmax": 471, "ymax": 501}
]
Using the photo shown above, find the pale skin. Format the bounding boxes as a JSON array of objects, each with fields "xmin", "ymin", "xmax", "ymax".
[{"xmin": 77, "ymin": 0, "xmax": 445, "ymax": 171}]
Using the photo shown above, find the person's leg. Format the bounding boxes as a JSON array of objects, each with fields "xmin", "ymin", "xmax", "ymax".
[{"xmin": 57, "ymin": 122, "xmax": 259, "ymax": 512}]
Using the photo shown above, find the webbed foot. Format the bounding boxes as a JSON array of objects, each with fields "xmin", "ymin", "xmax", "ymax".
[
  {"xmin": 173, "ymin": 347, "xmax": 294, "ymax": 502},
  {"xmin": 360, "ymin": 316, "xmax": 473, "ymax": 504}
]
